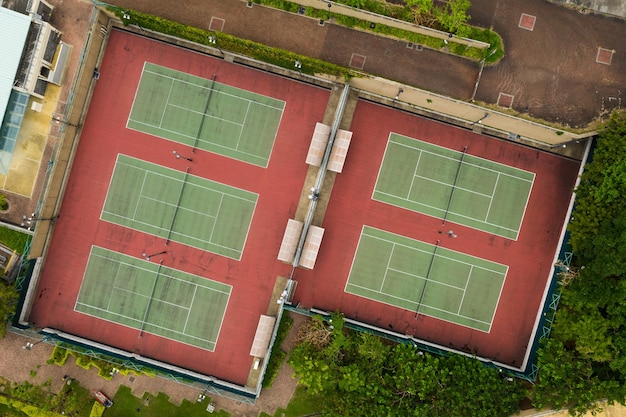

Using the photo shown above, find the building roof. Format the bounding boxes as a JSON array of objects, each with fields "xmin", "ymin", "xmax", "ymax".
[{"xmin": 0, "ymin": 6, "xmax": 31, "ymax": 122}]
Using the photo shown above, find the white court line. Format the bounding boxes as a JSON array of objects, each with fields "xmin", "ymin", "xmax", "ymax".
[
  {"xmin": 363, "ymin": 229, "xmax": 507, "ymax": 274},
  {"xmin": 75, "ymin": 306, "xmax": 218, "ymax": 350},
  {"xmin": 406, "ymin": 149, "xmax": 423, "ymax": 199},
  {"xmin": 132, "ymin": 170, "xmax": 148, "ymax": 221},
  {"xmin": 111, "ymin": 284, "xmax": 193, "ymax": 311},
  {"xmin": 379, "ymin": 245, "xmax": 395, "ymax": 292},
  {"xmin": 75, "ymin": 303, "xmax": 215, "ymax": 342},
  {"xmin": 165, "ymin": 102, "xmax": 245, "ymax": 127},
  {"xmin": 124, "ymin": 164, "xmax": 256, "ymax": 201},
  {"xmin": 88, "ymin": 252, "xmax": 232, "ymax": 294},
  {"xmin": 138, "ymin": 194, "xmax": 219, "ymax": 219},
  {"xmin": 373, "ymin": 189, "xmax": 518, "ymax": 234},
  {"xmin": 457, "ymin": 265, "xmax": 473, "ymax": 315},
  {"xmin": 387, "ymin": 266, "xmax": 466, "ymax": 291},
  {"xmin": 126, "ymin": 121, "xmax": 267, "ymax": 162},
  {"xmin": 106, "ymin": 263, "xmax": 122, "ymax": 311},
  {"xmin": 235, "ymin": 101, "xmax": 251, "ymax": 151},
  {"xmin": 484, "ymin": 172, "xmax": 500, "ymax": 222},
  {"xmin": 158, "ymin": 79, "xmax": 175, "ymax": 128},
  {"xmin": 126, "ymin": 61, "xmax": 149, "ymax": 130},
  {"xmin": 413, "ymin": 172, "xmax": 494, "ymax": 198},
  {"xmin": 389, "ymin": 135, "xmax": 534, "ymax": 182},
  {"xmin": 182, "ymin": 285, "xmax": 199, "ymax": 334},
  {"xmin": 208, "ymin": 194, "xmax": 224, "ymax": 244},
  {"xmin": 101, "ymin": 213, "xmax": 241, "ymax": 254},
  {"xmin": 143, "ymin": 69, "xmax": 286, "ymax": 111},
  {"xmin": 347, "ymin": 282, "xmax": 491, "ymax": 326}
]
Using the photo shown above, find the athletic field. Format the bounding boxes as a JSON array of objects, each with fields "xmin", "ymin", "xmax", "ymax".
[
  {"xmin": 101, "ymin": 154, "xmax": 257, "ymax": 260},
  {"xmin": 128, "ymin": 63, "xmax": 285, "ymax": 167},
  {"xmin": 75, "ymin": 246, "xmax": 231, "ymax": 351},
  {"xmin": 346, "ymin": 226, "xmax": 507, "ymax": 332},
  {"xmin": 373, "ymin": 133, "xmax": 534, "ymax": 240}
]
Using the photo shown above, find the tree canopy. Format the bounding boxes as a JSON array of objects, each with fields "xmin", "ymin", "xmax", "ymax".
[
  {"xmin": 288, "ymin": 313, "xmax": 526, "ymax": 417},
  {"xmin": 534, "ymin": 114, "xmax": 626, "ymax": 415}
]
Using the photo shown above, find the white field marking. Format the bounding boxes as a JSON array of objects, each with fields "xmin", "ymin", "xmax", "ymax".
[
  {"xmin": 343, "ymin": 285, "xmax": 491, "ymax": 332},
  {"xmin": 373, "ymin": 189, "xmax": 518, "ymax": 234},
  {"xmin": 164, "ymin": 102, "xmax": 245, "ymax": 127},
  {"xmin": 137, "ymin": 195, "xmax": 218, "ymax": 219},
  {"xmin": 100, "ymin": 154, "xmax": 125, "ymax": 222},
  {"xmin": 486, "ymin": 264, "xmax": 509, "ymax": 326},
  {"xmin": 344, "ymin": 225, "xmax": 368, "ymax": 294},
  {"xmin": 76, "ymin": 305, "xmax": 219, "ymax": 350},
  {"xmin": 379, "ymin": 245, "xmax": 395, "ymax": 292},
  {"xmin": 235, "ymin": 101, "xmax": 252, "ymax": 150},
  {"xmin": 412, "ymin": 172, "xmax": 493, "ymax": 198},
  {"xmin": 346, "ymin": 281, "xmax": 490, "ymax": 326},
  {"xmin": 502, "ymin": 174, "xmax": 535, "ymax": 238},
  {"xmin": 387, "ymin": 266, "xmax": 466, "ymax": 291},
  {"xmin": 158, "ymin": 79, "xmax": 175, "ymax": 128},
  {"xmin": 127, "ymin": 61, "xmax": 152, "ymax": 130},
  {"xmin": 74, "ymin": 303, "xmax": 217, "ymax": 343},
  {"xmin": 132, "ymin": 170, "xmax": 148, "ymax": 221},
  {"xmin": 142, "ymin": 69, "xmax": 285, "ymax": 111},
  {"xmin": 346, "ymin": 230, "xmax": 502, "ymax": 329},
  {"xmin": 111, "ymin": 160, "xmax": 256, "ymax": 208},
  {"xmin": 89, "ymin": 251, "xmax": 232, "ymax": 293},
  {"xmin": 110, "ymin": 284, "xmax": 193, "ymax": 311},
  {"xmin": 389, "ymin": 134, "xmax": 534, "ymax": 182},
  {"xmin": 101, "ymin": 212, "xmax": 245, "ymax": 257},
  {"xmin": 363, "ymin": 228, "xmax": 508, "ymax": 274},
  {"xmin": 182, "ymin": 285, "xmax": 199, "ymax": 334},
  {"xmin": 371, "ymin": 135, "xmax": 394, "ymax": 201},
  {"xmin": 208, "ymin": 194, "xmax": 224, "ymax": 243},
  {"xmin": 483, "ymin": 172, "xmax": 500, "ymax": 222},
  {"xmin": 106, "ymin": 263, "xmax": 123, "ymax": 311},
  {"xmin": 125, "ymin": 121, "xmax": 267, "ymax": 162},
  {"xmin": 457, "ymin": 265, "xmax": 473, "ymax": 314},
  {"xmin": 407, "ymin": 149, "xmax": 423, "ymax": 199}
]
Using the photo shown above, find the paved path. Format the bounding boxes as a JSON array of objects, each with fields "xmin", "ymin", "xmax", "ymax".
[{"xmin": 2, "ymin": 313, "xmax": 304, "ymax": 416}]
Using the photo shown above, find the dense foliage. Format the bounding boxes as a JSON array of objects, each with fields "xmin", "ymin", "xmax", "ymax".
[
  {"xmin": 0, "ymin": 281, "xmax": 19, "ymax": 338},
  {"xmin": 288, "ymin": 314, "xmax": 526, "ymax": 416},
  {"xmin": 533, "ymin": 114, "xmax": 626, "ymax": 415}
]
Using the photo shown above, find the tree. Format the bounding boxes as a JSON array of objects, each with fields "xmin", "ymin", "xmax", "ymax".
[
  {"xmin": 0, "ymin": 281, "xmax": 19, "ymax": 338},
  {"xmin": 535, "ymin": 114, "xmax": 626, "ymax": 415},
  {"xmin": 289, "ymin": 314, "xmax": 526, "ymax": 416}
]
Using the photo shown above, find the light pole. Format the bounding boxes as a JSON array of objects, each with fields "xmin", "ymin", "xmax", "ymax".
[
  {"xmin": 471, "ymin": 112, "xmax": 490, "ymax": 126},
  {"xmin": 294, "ymin": 60, "xmax": 302, "ymax": 74},
  {"xmin": 327, "ymin": 2, "xmax": 331, "ymax": 19},
  {"xmin": 142, "ymin": 250, "xmax": 167, "ymax": 261},
  {"xmin": 136, "ymin": 396, "xmax": 150, "ymax": 412},
  {"xmin": 394, "ymin": 88, "xmax": 404, "ymax": 101},
  {"xmin": 21, "ymin": 213, "xmax": 59, "ymax": 231},
  {"xmin": 23, "ymin": 338, "xmax": 48, "ymax": 350},
  {"xmin": 172, "ymin": 150, "xmax": 193, "ymax": 161},
  {"xmin": 52, "ymin": 115, "xmax": 80, "ymax": 128}
]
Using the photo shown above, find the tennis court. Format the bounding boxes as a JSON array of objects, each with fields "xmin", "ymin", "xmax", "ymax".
[
  {"xmin": 346, "ymin": 226, "xmax": 507, "ymax": 332},
  {"xmin": 101, "ymin": 154, "xmax": 257, "ymax": 260},
  {"xmin": 75, "ymin": 246, "xmax": 231, "ymax": 351},
  {"xmin": 127, "ymin": 62, "xmax": 285, "ymax": 167},
  {"xmin": 373, "ymin": 133, "xmax": 534, "ymax": 240}
]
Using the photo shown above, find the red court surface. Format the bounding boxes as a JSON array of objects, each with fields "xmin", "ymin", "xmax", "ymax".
[
  {"xmin": 28, "ymin": 29, "xmax": 330, "ymax": 386},
  {"xmin": 291, "ymin": 101, "xmax": 580, "ymax": 367}
]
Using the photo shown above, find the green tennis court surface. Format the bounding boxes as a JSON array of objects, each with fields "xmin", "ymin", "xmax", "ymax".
[
  {"xmin": 346, "ymin": 226, "xmax": 507, "ymax": 332},
  {"xmin": 373, "ymin": 133, "xmax": 534, "ymax": 240},
  {"xmin": 127, "ymin": 62, "xmax": 285, "ymax": 167},
  {"xmin": 75, "ymin": 246, "xmax": 231, "ymax": 351},
  {"xmin": 102, "ymin": 154, "xmax": 257, "ymax": 260}
]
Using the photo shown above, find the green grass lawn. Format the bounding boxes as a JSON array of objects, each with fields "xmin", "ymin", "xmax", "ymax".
[
  {"xmin": 259, "ymin": 386, "xmax": 322, "ymax": 417},
  {"xmin": 0, "ymin": 227, "xmax": 30, "ymax": 254},
  {"xmin": 103, "ymin": 385, "xmax": 229, "ymax": 417}
]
